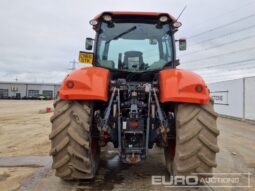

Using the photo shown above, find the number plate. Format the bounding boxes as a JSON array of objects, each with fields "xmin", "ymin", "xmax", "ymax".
[{"xmin": 79, "ymin": 51, "xmax": 93, "ymax": 64}]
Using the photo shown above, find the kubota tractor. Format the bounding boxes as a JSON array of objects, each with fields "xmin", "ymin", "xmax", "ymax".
[{"xmin": 49, "ymin": 12, "xmax": 219, "ymax": 180}]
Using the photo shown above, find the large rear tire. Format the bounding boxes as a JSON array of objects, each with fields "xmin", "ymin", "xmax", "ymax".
[
  {"xmin": 49, "ymin": 99, "xmax": 100, "ymax": 180},
  {"xmin": 165, "ymin": 99, "xmax": 219, "ymax": 178}
]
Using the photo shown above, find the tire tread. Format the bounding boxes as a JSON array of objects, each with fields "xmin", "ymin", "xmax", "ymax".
[
  {"xmin": 50, "ymin": 99, "xmax": 97, "ymax": 180},
  {"xmin": 165, "ymin": 99, "xmax": 219, "ymax": 178}
]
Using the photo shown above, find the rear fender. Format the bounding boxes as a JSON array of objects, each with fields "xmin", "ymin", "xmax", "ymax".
[
  {"xmin": 159, "ymin": 69, "xmax": 209, "ymax": 104},
  {"xmin": 59, "ymin": 67, "xmax": 110, "ymax": 101}
]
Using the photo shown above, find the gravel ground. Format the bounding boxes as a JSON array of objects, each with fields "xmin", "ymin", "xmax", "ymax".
[{"xmin": 0, "ymin": 100, "xmax": 254, "ymax": 191}]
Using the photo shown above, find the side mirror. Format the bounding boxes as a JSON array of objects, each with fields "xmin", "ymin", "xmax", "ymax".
[
  {"xmin": 85, "ymin": 38, "xmax": 94, "ymax": 50},
  {"xmin": 179, "ymin": 38, "xmax": 187, "ymax": 51}
]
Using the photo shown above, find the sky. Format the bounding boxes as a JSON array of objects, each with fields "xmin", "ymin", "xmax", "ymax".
[{"xmin": 0, "ymin": 0, "xmax": 255, "ymax": 83}]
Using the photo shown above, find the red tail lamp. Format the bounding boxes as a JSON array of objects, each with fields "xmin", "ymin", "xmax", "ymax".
[
  {"xmin": 66, "ymin": 81, "xmax": 75, "ymax": 89},
  {"xmin": 195, "ymin": 85, "xmax": 203, "ymax": 93}
]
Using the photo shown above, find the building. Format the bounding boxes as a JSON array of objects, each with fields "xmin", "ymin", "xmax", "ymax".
[
  {"xmin": 0, "ymin": 81, "xmax": 61, "ymax": 99},
  {"xmin": 208, "ymin": 76, "xmax": 255, "ymax": 121}
]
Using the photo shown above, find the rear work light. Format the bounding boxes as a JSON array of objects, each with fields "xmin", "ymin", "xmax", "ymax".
[
  {"xmin": 102, "ymin": 14, "xmax": 112, "ymax": 22},
  {"xmin": 173, "ymin": 21, "xmax": 182, "ymax": 28},
  {"xmin": 159, "ymin": 15, "xmax": 168, "ymax": 22},
  {"xmin": 89, "ymin": 19, "xmax": 98, "ymax": 26}
]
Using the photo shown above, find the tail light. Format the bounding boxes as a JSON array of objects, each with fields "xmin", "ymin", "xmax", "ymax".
[
  {"xmin": 66, "ymin": 81, "xmax": 74, "ymax": 89},
  {"xmin": 195, "ymin": 85, "xmax": 203, "ymax": 93}
]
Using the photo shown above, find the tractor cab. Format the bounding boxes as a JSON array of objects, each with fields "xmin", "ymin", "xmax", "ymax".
[{"xmin": 82, "ymin": 12, "xmax": 185, "ymax": 74}]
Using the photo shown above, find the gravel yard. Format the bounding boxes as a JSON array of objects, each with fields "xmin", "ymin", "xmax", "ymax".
[{"xmin": 0, "ymin": 100, "xmax": 254, "ymax": 191}]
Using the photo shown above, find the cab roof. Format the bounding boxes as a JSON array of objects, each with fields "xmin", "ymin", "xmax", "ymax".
[{"xmin": 93, "ymin": 11, "xmax": 177, "ymax": 22}]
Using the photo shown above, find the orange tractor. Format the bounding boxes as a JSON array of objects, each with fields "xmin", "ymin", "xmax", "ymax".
[{"xmin": 49, "ymin": 12, "xmax": 219, "ymax": 180}]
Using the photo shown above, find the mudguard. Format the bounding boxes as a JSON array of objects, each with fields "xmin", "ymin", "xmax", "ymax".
[
  {"xmin": 59, "ymin": 67, "xmax": 110, "ymax": 101},
  {"xmin": 159, "ymin": 69, "xmax": 209, "ymax": 104}
]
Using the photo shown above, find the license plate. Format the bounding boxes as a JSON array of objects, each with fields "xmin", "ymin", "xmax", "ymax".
[{"xmin": 79, "ymin": 51, "xmax": 93, "ymax": 64}]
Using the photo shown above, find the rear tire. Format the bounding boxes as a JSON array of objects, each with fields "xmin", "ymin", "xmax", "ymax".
[
  {"xmin": 165, "ymin": 99, "xmax": 219, "ymax": 178},
  {"xmin": 49, "ymin": 99, "xmax": 100, "ymax": 180}
]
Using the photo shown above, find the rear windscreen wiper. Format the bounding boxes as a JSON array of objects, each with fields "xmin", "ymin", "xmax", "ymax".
[{"xmin": 106, "ymin": 26, "xmax": 137, "ymax": 44}]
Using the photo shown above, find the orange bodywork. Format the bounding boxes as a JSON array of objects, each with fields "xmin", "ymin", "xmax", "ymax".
[
  {"xmin": 59, "ymin": 67, "xmax": 110, "ymax": 102},
  {"xmin": 159, "ymin": 69, "xmax": 209, "ymax": 104}
]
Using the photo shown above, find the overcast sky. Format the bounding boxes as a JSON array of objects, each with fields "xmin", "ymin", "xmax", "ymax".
[{"xmin": 0, "ymin": 0, "xmax": 255, "ymax": 83}]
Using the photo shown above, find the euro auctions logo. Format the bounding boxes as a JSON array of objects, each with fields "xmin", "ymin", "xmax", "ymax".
[
  {"xmin": 152, "ymin": 173, "xmax": 252, "ymax": 188},
  {"xmin": 152, "ymin": 175, "xmax": 199, "ymax": 186}
]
